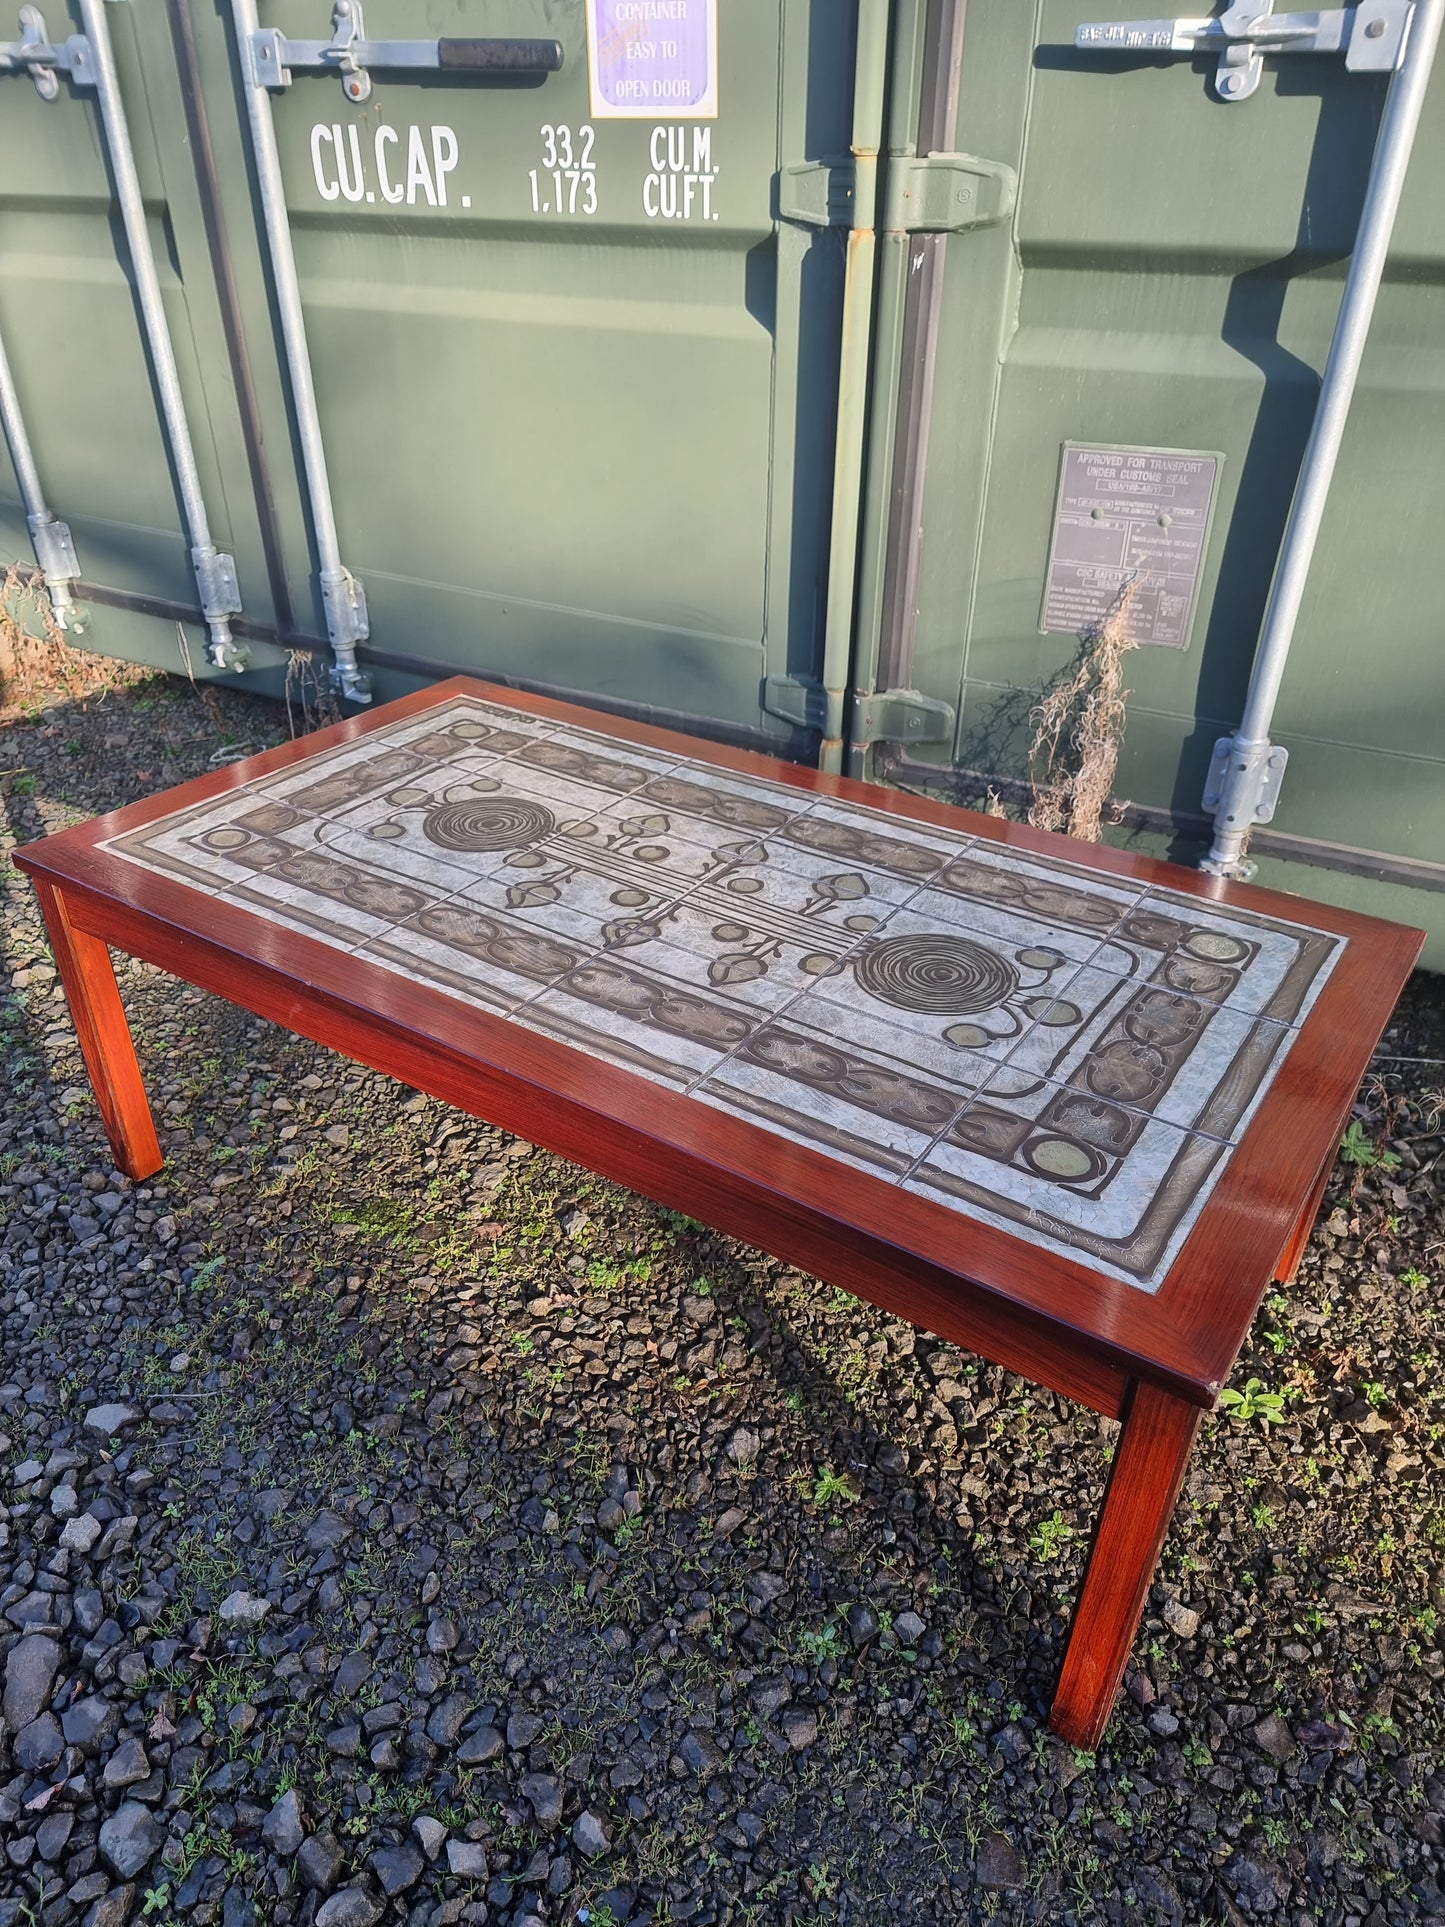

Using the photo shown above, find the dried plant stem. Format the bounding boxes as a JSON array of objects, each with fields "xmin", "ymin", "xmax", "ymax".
[{"xmin": 1027, "ymin": 581, "xmax": 1141, "ymax": 843}]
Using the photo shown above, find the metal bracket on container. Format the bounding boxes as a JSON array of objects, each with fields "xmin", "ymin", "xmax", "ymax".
[
  {"xmin": 27, "ymin": 510, "xmax": 79, "ymax": 587},
  {"xmin": 246, "ymin": 0, "xmax": 563, "ymax": 101},
  {"xmin": 776, "ymin": 159, "xmax": 857, "ymax": 229},
  {"xmin": 1075, "ymin": 0, "xmax": 1415, "ymax": 103},
  {"xmin": 319, "ymin": 568, "xmax": 371, "ymax": 700},
  {"xmin": 883, "ymin": 153, "xmax": 1018, "ymax": 232},
  {"xmin": 1198, "ymin": 734, "xmax": 1290, "ymax": 875},
  {"xmin": 0, "ymin": 4, "xmax": 96, "ymax": 97},
  {"xmin": 851, "ymin": 687, "xmax": 956, "ymax": 747},
  {"xmin": 762, "ymin": 673, "xmax": 828, "ymax": 730}
]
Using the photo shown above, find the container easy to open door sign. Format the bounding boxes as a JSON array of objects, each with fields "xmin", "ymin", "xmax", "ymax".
[{"xmin": 587, "ymin": 0, "xmax": 719, "ymax": 118}]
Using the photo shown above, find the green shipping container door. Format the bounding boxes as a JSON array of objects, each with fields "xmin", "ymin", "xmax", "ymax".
[
  {"xmin": 2, "ymin": 0, "xmax": 1443, "ymax": 956},
  {"xmin": 1, "ymin": 0, "xmax": 859, "ymax": 738},
  {"xmin": 852, "ymin": 0, "xmax": 1445, "ymax": 957}
]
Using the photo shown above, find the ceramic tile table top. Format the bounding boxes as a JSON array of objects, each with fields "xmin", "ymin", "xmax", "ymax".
[{"xmin": 14, "ymin": 678, "xmax": 1422, "ymax": 1749}]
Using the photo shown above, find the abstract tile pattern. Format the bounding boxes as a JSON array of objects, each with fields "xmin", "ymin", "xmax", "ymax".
[{"xmin": 105, "ymin": 695, "xmax": 1345, "ymax": 1291}]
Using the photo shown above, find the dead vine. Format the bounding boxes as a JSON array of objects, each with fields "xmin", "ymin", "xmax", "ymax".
[{"xmin": 1026, "ymin": 579, "xmax": 1141, "ymax": 843}]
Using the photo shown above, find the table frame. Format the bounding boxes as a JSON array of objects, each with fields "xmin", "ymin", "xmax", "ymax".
[{"xmin": 13, "ymin": 678, "xmax": 1423, "ymax": 1748}]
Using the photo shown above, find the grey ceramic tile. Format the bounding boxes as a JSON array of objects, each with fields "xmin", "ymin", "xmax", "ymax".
[
  {"xmin": 926, "ymin": 838, "xmax": 1149, "ymax": 938},
  {"xmin": 1105, "ymin": 892, "xmax": 1343, "ymax": 1027},
  {"xmin": 519, "ymin": 956, "xmax": 760, "ymax": 1092},
  {"xmin": 905, "ymin": 1084, "xmax": 1229, "ymax": 1293},
  {"xmin": 691, "ymin": 1037, "xmax": 963, "ymax": 1182}
]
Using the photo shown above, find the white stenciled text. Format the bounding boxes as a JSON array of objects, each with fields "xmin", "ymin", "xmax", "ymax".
[
  {"xmin": 309, "ymin": 123, "xmax": 467, "ymax": 208},
  {"xmin": 527, "ymin": 123, "xmax": 599, "ymax": 216},
  {"xmin": 642, "ymin": 124, "xmax": 718, "ymax": 220}
]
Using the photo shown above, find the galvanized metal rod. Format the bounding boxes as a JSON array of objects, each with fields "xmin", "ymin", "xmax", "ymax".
[
  {"xmin": 230, "ymin": 0, "xmax": 371, "ymax": 700},
  {"xmin": 77, "ymin": 0, "xmax": 244, "ymax": 667},
  {"xmin": 1204, "ymin": 0, "xmax": 1444, "ymax": 876},
  {"xmin": 0, "ymin": 317, "xmax": 78, "ymax": 622},
  {"xmin": 818, "ymin": 0, "xmax": 891, "ymax": 773}
]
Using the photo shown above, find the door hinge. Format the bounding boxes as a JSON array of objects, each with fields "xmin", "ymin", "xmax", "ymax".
[
  {"xmin": 851, "ymin": 687, "xmax": 956, "ymax": 747},
  {"xmin": 883, "ymin": 153, "xmax": 1017, "ymax": 233},
  {"xmin": 762, "ymin": 673, "xmax": 828, "ymax": 730},
  {"xmin": 776, "ymin": 159, "xmax": 857, "ymax": 228}
]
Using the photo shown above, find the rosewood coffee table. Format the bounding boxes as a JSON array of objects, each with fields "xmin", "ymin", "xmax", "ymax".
[{"xmin": 13, "ymin": 678, "xmax": 1422, "ymax": 1748}]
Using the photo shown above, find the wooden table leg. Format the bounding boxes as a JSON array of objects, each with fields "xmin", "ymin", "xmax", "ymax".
[
  {"xmin": 1049, "ymin": 1378, "xmax": 1202, "ymax": 1751},
  {"xmin": 33, "ymin": 879, "xmax": 163, "ymax": 1181}
]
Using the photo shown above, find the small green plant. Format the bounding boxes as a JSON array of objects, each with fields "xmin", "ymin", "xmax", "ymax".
[
  {"xmin": 1339, "ymin": 1121, "xmax": 1401, "ymax": 1171},
  {"xmin": 810, "ymin": 1467, "xmax": 858, "ymax": 1509},
  {"xmin": 142, "ymin": 1885, "xmax": 171, "ymax": 1917},
  {"xmin": 1400, "ymin": 1267, "xmax": 1430, "ymax": 1290},
  {"xmin": 1363, "ymin": 1380, "xmax": 1388, "ymax": 1409},
  {"xmin": 1260, "ymin": 1816, "xmax": 1289, "ymax": 1853},
  {"xmin": 1030, "ymin": 1510, "xmax": 1074, "ymax": 1561},
  {"xmin": 1218, "ymin": 1377, "xmax": 1287, "ymax": 1425},
  {"xmin": 806, "ymin": 1863, "xmax": 840, "ymax": 1901},
  {"xmin": 1262, "ymin": 1328, "xmax": 1288, "ymax": 1354},
  {"xmin": 797, "ymin": 1621, "xmax": 843, "ymax": 1664}
]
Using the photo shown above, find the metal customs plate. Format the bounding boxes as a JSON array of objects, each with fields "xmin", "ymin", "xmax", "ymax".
[{"xmin": 1040, "ymin": 443, "xmax": 1223, "ymax": 649}]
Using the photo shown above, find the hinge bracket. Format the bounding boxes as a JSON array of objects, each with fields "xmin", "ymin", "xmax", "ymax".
[
  {"xmin": 1200, "ymin": 734, "xmax": 1290, "ymax": 828},
  {"xmin": 851, "ymin": 687, "xmax": 956, "ymax": 747},
  {"xmin": 776, "ymin": 158, "xmax": 857, "ymax": 229},
  {"xmin": 884, "ymin": 152, "xmax": 1018, "ymax": 233}
]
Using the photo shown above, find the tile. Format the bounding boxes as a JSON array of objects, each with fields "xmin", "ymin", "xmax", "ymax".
[
  {"xmin": 778, "ymin": 796, "xmax": 966, "ymax": 885},
  {"xmin": 1104, "ymin": 891, "xmax": 1344, "ymax": 1027},
  {"xmin": 781, "ymin": 891, "xmax": 1134, "ymax": 1090},
  {"xmin": 993, "ymin": 968, "xmax": 1297, "ymax": 1142},
  {"xmin": 519, "ymin": 956, "xmax": 762, "ymax": 1092},
  {"xmin": 928, "ymin": 839, "xmax": 1148, "ymax": 938},
  {"xmin": 905, "ymin": 1084, "xmax": 1230, "ymax": 1293},
  {"xmin": 356, "ymin": 898, "xmax": 583, "ymax": 1016},
  {"xmin": 691, "ymin": 1029, "xmax": 968, "ymax": 1181}
]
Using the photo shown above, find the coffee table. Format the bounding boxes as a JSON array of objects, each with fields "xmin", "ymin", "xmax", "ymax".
[{"xmin": 13, "ymin": 677, "xmax": 1422, "ymax": 1748}]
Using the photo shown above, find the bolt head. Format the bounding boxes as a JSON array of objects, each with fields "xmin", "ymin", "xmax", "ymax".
[{"xmin": 1365, "ymin": 16, "xmax": 1387, "ymax": 35}]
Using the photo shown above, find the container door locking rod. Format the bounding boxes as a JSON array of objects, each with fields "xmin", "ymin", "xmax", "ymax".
[
  {"xmin": 1074, "ymin": 0, "xmax": 1441, "ymax": 876},
  {"xmin": 2, "ymin": 1, "xmax": 245, "ymax": 662},
  {"xmin": 232, "ymin": 0, "xmax": 562, "ymax": 701},
  {"xmin": 2, "ymin": 4, "xmax": 246, "ymax": 665}
]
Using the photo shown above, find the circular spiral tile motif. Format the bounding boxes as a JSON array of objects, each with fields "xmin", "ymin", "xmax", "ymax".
[
  {"xmin": 854, "ymin": 934, "xmax": 1020, "ymax": 1015},
  {"xmin": 422, "ymin": 797, "xmax": 555, "ymax": 852}
]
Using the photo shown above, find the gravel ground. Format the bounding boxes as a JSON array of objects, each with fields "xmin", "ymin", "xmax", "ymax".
[{"xmin": 1, "ymin": 639, "xmax": 1443, "ymax": 1927}]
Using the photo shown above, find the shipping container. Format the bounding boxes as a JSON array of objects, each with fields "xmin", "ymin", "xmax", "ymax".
[{"xmin": 3, "ymin": 0, "xmax": 1443, "ymax": 959}]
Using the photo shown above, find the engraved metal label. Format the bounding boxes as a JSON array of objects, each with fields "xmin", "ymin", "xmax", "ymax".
[{"xmin": 1040, "ymin": 442, "xmax": 1222, "ymax": 649}]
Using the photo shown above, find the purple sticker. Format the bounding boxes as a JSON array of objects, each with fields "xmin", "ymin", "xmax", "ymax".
[{"xmin": 588, "ymin": 0, "xmax": 718, "ymax": 118}]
